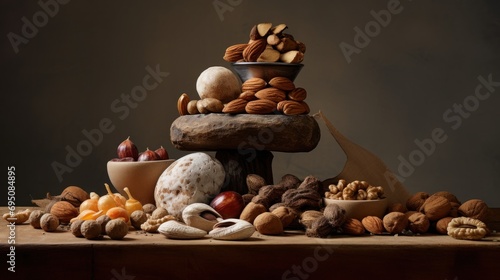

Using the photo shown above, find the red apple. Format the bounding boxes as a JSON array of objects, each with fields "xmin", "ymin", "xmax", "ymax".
[{"xmin": 209, "ymin": 191, "xmax": 245, "ymax": 219}]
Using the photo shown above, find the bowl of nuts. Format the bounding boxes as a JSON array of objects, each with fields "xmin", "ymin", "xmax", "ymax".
[
  {"xmin": 323, "ymin": 179, "xmax": 388, "ymax": 220},
  {"xmin": 231, "ymin": 62, "xmax": 304, "ymax": 82},
  {"xmin": 106, "ymin": 137, "xmax": 175, "ymax": 205}
]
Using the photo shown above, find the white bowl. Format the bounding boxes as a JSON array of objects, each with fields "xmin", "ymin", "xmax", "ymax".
[{"xmin": 324, "ymin": 198, "xmax": 388, "ymax": 220}]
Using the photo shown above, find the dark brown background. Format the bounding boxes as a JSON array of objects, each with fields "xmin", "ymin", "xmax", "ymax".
[{"xmin": 1, "ymin": 0, "xmax": 499, "ymax": 207}]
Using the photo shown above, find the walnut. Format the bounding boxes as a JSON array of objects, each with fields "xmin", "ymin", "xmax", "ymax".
[
  {"xmin": 383, "ymin": 212, "xmax": 408, "ymax": 234},
  {"xmin": 458, "ymin": 199, "xmax": 489, "ymax": 221},
  {"xmin": 433, "ymin": 191, "xmax": 460, "ymax": 204},
  {"xmin": 362, "ymin": 216, "xmax": 384, "ymax": 235},
  {"xmin": 435, "ymin": 217, "xmax": 454, "ymax": 235},
  {"xmin": 406, "ymin": 192, "xmax": 429, "ymax": 211},
  {"xmin": 419, "ymin": 194, "xmax": 451, "ymax": 221},
  {"xmin": 447, "ymin": 217, "xmax": 489, "ymax": 240},
  {"xmin": 140, "ymin": 215, "xmax": 176, "ymax": 233},
  {"xmin": 407, "ymin": 212, "xmax": 430, "ymax": 233}
]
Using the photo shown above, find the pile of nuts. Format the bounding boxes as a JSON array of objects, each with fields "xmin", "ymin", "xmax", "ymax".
[
  {"xmin": 177, "ymin": 75, "xmax": 310, "ymax": 116},
  {"xmin": 223, "ymin": 22, "xmax": 306, "ymax": 64}
]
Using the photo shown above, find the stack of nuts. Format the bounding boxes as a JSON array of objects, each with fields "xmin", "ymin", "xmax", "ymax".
[
  {"xmin": 177, "ymin": 75, "xmax": 310, "ymax": 116},
  {"xmin": 223, "ymin": 22, "xmax": 306, "ymax": 64}
]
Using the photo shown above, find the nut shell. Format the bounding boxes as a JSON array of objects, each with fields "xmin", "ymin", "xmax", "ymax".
[
  {"xmin": 362, "ymin": 216, "xmax": 384, "ymax": 234},
  {"xmin": 458, "ymin": 199, "xmax": 489, "ymax": 221},
  {"xmin": 342, "ymin": 218, "xmax": 365, "ymax": 235},
  {"xmin": 419, "ymin": 194, "xmax": 451, "ymax": 221},
  {"xmin": 407, "ymin": 212, "xmax": 430, "ymax": 233},
  {"xmin": 406, "ymin": 192, "xmax": 429, "ymax": 211},
  {"xmin": 383, "ymin": 212, "xmax": 409, "ymax": 234},
  {"xmin": 40, "ymin": 213, "xmax": 59, "ymax": 232},
  {"xmin": 254, "ymin": 212, "xmax": 283, "ymax": 235},
  {"xmin": 50, "ymin": 201, "xmax": 79, "ymax": 224}
]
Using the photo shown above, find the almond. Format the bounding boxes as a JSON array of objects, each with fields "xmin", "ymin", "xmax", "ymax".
[
  {"xmin": 257, "ymin": 48, "xmax": 280, "ymax": 62},
  {"xmin": 223, "ymin": 43, "xmax": 248, "ymax": 62},
  {"xmin": 242, "ymin": 77, "xmax": 267, "ymax": 92},
  {"xmin": 243, "ymin": 38, "xmax": 267, "ymax": 62},
  {"xmin": 288, "ymin": 87, "xmax": 307, "ymax": 101},
  {"xmin": 361, "ymin": 216, "xmax": 384, "ymax": 234},
  {"xmin": 238, "ymin": 91, "xmax": 257, "ymax": 101},
  {"xmin": 255, "ymin": 88, "xmax": 286, "ymax": 103},
  {"xmin": 269, "ymin": 77, "xmax": 295, "ymax": 91},
  {"xmin": 177, "ymin": 93, "xmax": 190, "ymax": 116},
  {"xmin": 245, "ymin": 99, "xmax": 277, "ymax": 114},
  {"xmin": 342, "ymin": 218, "xmax": 365, "ymax": 235},
  {"xmin": 281, "ymin": 100, "xmax": 307, "ymax": 115},
  {"xmin": 222, "ymin": 99, "xmax": 248, "ymax": 114},
  {"xmin": 280, "ymin": 50, "xmax": 304, "ymax": 63},
  {"xmin": 277, "ymin": 100, "xmax": 295, "ymax": 112}
]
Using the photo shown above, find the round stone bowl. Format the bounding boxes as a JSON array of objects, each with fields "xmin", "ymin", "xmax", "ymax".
[
  {"xmin": 231, "ymin": 62, "xmax": 304, "ymax": 82},
  {"xmin": 323, "ymin": 198, "xmax": 388, "ymax": 220},
  {"xmin": 107, "ymin": 159, "xmax": 175, "ymax": 205}
]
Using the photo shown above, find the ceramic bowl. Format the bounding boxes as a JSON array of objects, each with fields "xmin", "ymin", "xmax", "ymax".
[
  {"xmin": 231, "ymin": 62, "xmax": 304, "ymax": 82},
  {"xmin": 107, "ymin": 159, "xmax": 175, "ymax": 205},
  {"xmin": 323, "ymin": 198, "xmax": 388, "ymax": 220}
]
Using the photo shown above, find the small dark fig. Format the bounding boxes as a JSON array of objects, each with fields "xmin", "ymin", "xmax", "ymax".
[
  {"xmin": 117, "ymin": 136, "xmax": 139, "ymax": 161},
  {"xmin": 154, "ymin": 146, "xmax": 169, "ymax": 160},
  {"xmin": 138, "ymin": 148, "xmax": 160, "ymax": 161}
]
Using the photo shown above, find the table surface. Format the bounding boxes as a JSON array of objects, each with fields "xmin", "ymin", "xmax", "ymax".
[{"xmin": 1, "ymin": 207, "xmax": 499, "ymax": 280}]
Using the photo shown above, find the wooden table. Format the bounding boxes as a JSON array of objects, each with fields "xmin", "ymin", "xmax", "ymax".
[{"xmin": 1, "ymin": 207, "xmax": 499, "ymax": 280}]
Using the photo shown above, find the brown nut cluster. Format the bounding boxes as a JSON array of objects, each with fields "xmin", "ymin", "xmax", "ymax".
[
  {"xmin": 223, "ymin": 23, "xmax": 306, "ymax": 64},
  {"xmin": 325, "ymin": 179, "xmax": 384, "ymax": 200},
  {"xmin": 179, "ymin": 77, "xmax": 311, "ymax": 116}
]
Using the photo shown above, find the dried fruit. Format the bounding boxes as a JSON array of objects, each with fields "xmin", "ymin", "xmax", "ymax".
[
  {"xmin": 106, "ymin": 207, "xmax": 129, "ymax": 223},
  {"xmin": 117, "ymin": 136, "xmax": 139, "ymax": 161},
  {"xmin": 123, "ymin": 187, "xmax": 143, "ymax": 216}
]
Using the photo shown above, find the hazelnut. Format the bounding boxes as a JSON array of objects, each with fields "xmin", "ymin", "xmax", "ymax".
[
  {"xmin": 151, "ymin": 207, "xmax": 168, "ymax": 219},
  {"xmin": 70, "ymin": 219, "xmax": 85, "ymax": 237},
  {"xmin": 299, "ymin": 210, "xmax": 324, "ymax": 229},
  {"xmin": 240, "ymin": 202, "xmax": 267, "ymax": 224},
  {"xmin": 29, "ymin": 210, "xmax": 45, "ymax": 229},
  {"xmin": 81, "ymin": 220, "xmax": 101, "ymax": 240},
  {"xmin": 383, "ymin": 212, "xmax": 408, "ymax": 234},
  {"xmin": 105, "ymin": 218, "xmax": 129, "ymax": 240},
  {"xmin": 406, "ymin": 192, "xmax": 429, "ymax": 211},
  {"xmin": 142, "ymin": 203, "xmax": 157, "ymax": 215},
  {"xmin": 40, "ymin": 213, "xmax": 59, "ymax": 232},
  {"xmin": 458, "ymin": 199, "xmax": 489, "ymax": 221},
  {"xmin": 420, "ymin": 194, "xmax": 451, "ymax": 221},
  {"xmin": 246, "ymin": 174, "xmax": 267, "ymax": 195},
  {"xmin": 271, "ymin": 206, "xmax": 297, "ymax": 228},
  {"xmin": 342, "ymin": 218, "xmax": 365, "ymax": 235},
  {"xmin": 130, "ymin": 210, "xmax": 148, "ymax": 230},
  {"xmin": 407, "ymin": 212, "xmax": 430, "ymax": 233},
  {"xmin": 254, "ymin": 212, "xmax": 283, "ymax": 235},
  {"xmin": 96, "ymin": 215, "xmax": 111, "ymax": 235},
  {"xmin": 362, "ymin": 216, "xmax": 384, "ymax": 235},
  {"xmin": 435, "ymin": 217, "xmax": 454, "ymax": 235},
  {"xmin": 50, "ymin": 201, "xmax": 79, "ymax": 224}
]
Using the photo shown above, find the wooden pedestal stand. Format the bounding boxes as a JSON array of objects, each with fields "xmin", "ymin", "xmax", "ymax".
[{"xmin": 170, "ymin": 113, "xmax": 321, "ymax": 194}]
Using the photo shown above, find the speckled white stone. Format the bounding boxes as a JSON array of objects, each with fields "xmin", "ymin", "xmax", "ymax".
[{"xmin": 154, "ymin": 152, "xmax": 225, "ymax": 219}]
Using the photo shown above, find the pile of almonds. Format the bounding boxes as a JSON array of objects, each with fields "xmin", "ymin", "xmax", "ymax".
[
  {"xmin": 178, "ymin": 75, "xmax": 310, "ymax": 116},
  {"xmin": 223, "ymin": 22, "xmax": 306, "ymax": 64}
]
